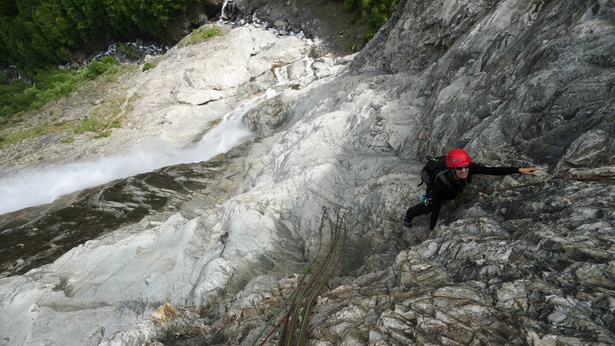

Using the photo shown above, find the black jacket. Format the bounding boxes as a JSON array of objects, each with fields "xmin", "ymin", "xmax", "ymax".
[{"xmin": 429, "ymin": 163, "xmax": 520, "ymax": 230}]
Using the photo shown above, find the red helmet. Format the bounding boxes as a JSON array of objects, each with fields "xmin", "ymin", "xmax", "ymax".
[{"xmin": 446, "ymin": 149, "xmax": 472, "ymax": 167}]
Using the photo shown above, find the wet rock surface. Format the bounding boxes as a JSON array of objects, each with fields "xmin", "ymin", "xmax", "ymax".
[
  {"xmin": 155, "ymin": 0, "xmax": 615, "ymax": 344},
  {"xmin": 234, "ymin": 0, "xmax": 371, "ymax": 56},
  {"xmin": 0, "ymin": 159, "xmax": 231, "ymax": 278},
  {"xmin": 0, "ymin": 25, "xmax": 312, "ymax": 176}
]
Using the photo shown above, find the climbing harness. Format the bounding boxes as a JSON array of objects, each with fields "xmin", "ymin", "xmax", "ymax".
[{"xmin": 421, "ymin": 192, "xmax": 433, "ymax": 205}]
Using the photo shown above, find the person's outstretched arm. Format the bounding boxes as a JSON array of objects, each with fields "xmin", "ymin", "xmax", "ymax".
[{"xmin": 471, "ymin": 164, "xmax": 541, "ymax": 176}]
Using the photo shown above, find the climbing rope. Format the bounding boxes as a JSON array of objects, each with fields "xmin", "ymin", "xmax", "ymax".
[
  {"xmin": 252, "ymin": 206, "xmax": 351, "ymax": 346},
  {"xmin": 461, "ymin": 176, "xmax": 615, "ymax": 200}
]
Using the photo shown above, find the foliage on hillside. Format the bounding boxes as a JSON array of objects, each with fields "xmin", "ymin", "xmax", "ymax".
[
  {"xmin": 1, "ymin": 0, "xmax": 400, "ymax": 73},
  {"xmin": 0, "ymin": 0, "xmax": 196, "ymax": 74},
  {"xmin": 340, "ymin": 0, "xmax": 399, "ymax": 40},
  {"xmin": 0, "ymin": 56, "xmax": 130, "ymax": 143},
  {"xmin": 0, "ymin": 0, "xmax": 399, "ymax": 139}
]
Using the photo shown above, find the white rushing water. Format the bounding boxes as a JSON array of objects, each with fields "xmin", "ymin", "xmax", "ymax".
[
  {"xmin": 0, "ymin": 24, "xmax": 315, "ymax": 216},
  {"xmin": 0, "ymin": 24, "xmax": 323, "ymax": 346},
  {"xmin": 0, "ymin": 89, "xmax": 279, "ymax": 215}
]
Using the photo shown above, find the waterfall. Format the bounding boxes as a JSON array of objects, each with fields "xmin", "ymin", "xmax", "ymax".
[
  {"xmin": 218, "ymin": 0, "xmax": 232, "ymax": 23},
  {"xmin": 0, "ymin": 91, "xmax": 278, "ymax": 215},
  {"xmin": 0, "ymin": 50, "xmax": 316, "ymax": 216}
]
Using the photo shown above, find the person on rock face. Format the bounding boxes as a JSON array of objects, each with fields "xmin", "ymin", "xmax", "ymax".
[{"xmin": 404, "ymin": 149, "xmax": 540, "ymax": 237}]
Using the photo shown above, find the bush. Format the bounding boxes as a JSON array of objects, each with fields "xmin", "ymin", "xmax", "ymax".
[
  {"xmin": 33, "ymin": 69, "xmax": 78, "ymax": 101},
  {"xmin": 0, "ymin": 68, "xmax": 81, "ymax": 128},
  {"xmin": 100, "ymin": 56, "xmax": 120, "ymax": 65},
  {"xmin": 340, "ymin": 0, "xmax": 398, "ymax": 37},
  {"xmin": 202, "ymin": 26, "xmax": 223, "ymax": 40},
  {"xmin": 119, "ymin": 44, "xmax": 139, "ymax": 59},
  {"xmin": 84, "ymin": 61, "xmax": 109, "ymax": 80},
  {"xmin": 142, "ymin": 62, "xmax": 156, "ymax": 71},
  {"xmin": 177, "ymin": 26, "xmax": 224, "ymax": 47},
  {"xmin": 0, "ymin": 81, "xmax": 34, "ymax": 116},
  {"xmin": 0, "ymin": 0, "xmax": 195, "ymax": 73}
]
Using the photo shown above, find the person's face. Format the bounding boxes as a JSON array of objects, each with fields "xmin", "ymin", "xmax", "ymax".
[{"xmin": 454, "ymin": 164, "xmax": 470, "ymax": 179}]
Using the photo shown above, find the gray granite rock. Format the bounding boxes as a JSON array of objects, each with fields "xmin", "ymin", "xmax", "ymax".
[{"xmin": 0, "ymin": 0, "xmax": 613, "ymax": 345}]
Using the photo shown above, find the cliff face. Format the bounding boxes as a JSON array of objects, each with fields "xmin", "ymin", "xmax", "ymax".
[
  {"xmin": 183, "ymin": 1, "xmax": 615, "ymax": 344},
  {"xmin": 1, "ymin": 0, "xmax": 614, "ymax": 345},
  {"xmin": 351, "ymin": 0, "xmax": 615, "ymax": 172}
]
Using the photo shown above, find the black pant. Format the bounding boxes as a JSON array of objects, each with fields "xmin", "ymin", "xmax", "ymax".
[{"xmin": 405, "ymin": 202, "xmax": 433, "ymax": 220}]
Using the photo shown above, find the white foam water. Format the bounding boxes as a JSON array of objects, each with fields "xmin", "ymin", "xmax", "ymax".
[{"xmin": 0, "ymin": 89, "xmax": 279, "ymax": 215}]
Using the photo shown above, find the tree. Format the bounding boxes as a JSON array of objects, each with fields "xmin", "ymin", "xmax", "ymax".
[{"xmin": 0, "ymin": 0, "xmax": 197, "ymax": 74}]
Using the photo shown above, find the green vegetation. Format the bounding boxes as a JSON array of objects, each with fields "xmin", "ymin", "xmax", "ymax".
[
  {"xmin": 1, "ymin": 119, "xmax": 77, "ymax": 145},
  {"xmin": 0, "ymin": 0, "xmax": 397, "ymax": 149},
  {"xmin": 201, "ymin": 26, "xmax": 224, "ymax": 40},
  {"xmin": 110, "ymin": 117, "xmax": 123, "ymax": 128},
  {"xmin": 83, "ymin": 57, "xmax": 120, "ymax": 80},
  {"xmin": 119, "ymin": 43, "xmax": 139, "ymax": 60},
  {"xmin": 0, "ymin": 63, "xmax": 132, "ymax": 147},
  {"xmin": 73, "ymin": 117, "xmax": 106, "ymax": 134},
  {"xmin": 0, "ymin": 68, "xmax": 78, "ymax": 127},
  {"xmin": 0, "ymin": 57, "xmax": 126, "ymax": 132},
  {"xmin": 0, "ymin": 0, "xmax": 197, "ymax": 74},
  {"xmin": 94, "ymin": 130, "xmax": 112, "ymax": 138},
  {"xmin": 142, "ymin": 62, "xmax": 156, "ymax": 72},
  {"xmin": 340, "ymin": 0, "xmax": 399, "ymax": 40},
  {"xmin": 73, "ymin": 95, "xmax": 125, "ymax": 138},
  {"xmin": 84, "ymin": 61, "xmax": 108, "ymax": 80},
  {"xmin": 73, "ymin": 114, "xmax": 122, "ymax": 139},
  {"xmin": 177, "ymin": 26, "xmax": 224, "ymax": 47}
]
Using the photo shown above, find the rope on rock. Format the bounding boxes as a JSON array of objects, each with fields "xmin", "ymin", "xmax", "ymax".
[
  {"xmin": 461, "ymin": 176, "xmax": 615, "ymax": 200},
  {"xmin": 252, "ymin": 206, "xmax": 350, "ymax": 346}
]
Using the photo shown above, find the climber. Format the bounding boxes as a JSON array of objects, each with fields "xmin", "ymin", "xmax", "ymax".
[{"xmin": 403, "ymin": 149, "xmax": 540, "ymax": 237}]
